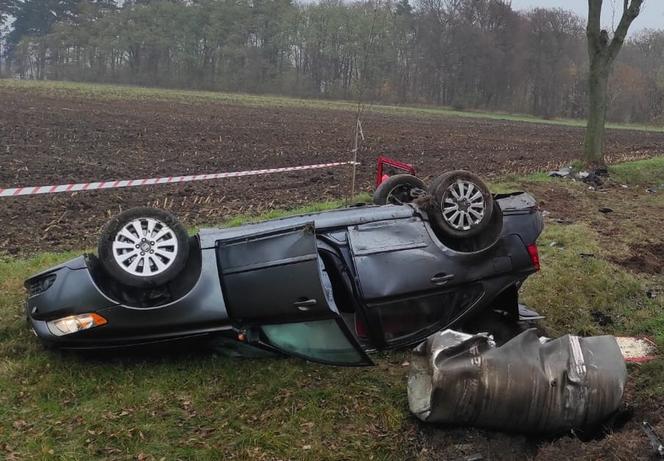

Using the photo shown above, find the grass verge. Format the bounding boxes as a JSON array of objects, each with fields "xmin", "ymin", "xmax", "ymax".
[
  {"xmin": 0, "ymin": 254, "xmax": 412, "ymax": 460},
  {"xmin": 2, "ymin": 79, "xmax": 663, "ymax": 132},
  {"xmin": 2, "ymin": 158, "xmax": 664, "ymax": 459}
]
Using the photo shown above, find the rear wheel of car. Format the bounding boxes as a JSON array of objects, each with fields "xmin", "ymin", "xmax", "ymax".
[
  {"xmin": 428, "ymin": 170, "xmax": 494, "ymax": 239},
  {"xmin": 373, "ymin": 174, "xmax": 426, "ymax": 205},
  {"xmin": 98, "ymin": 207, "xmax": 189, "ymax": 288}
]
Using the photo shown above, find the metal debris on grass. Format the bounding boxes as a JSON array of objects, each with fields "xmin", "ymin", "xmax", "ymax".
[{"xmin": 408, "ymin": 329, "xmax": 627, "ymax": 434}]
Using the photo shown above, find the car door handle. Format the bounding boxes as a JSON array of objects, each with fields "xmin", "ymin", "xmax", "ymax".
[
  {"xmin": 430, "ymin": 273, "xmax": 455, "ymax": 286},
  {"xmin": 294, "ymin": 298, "xmax": 318, "ymax": 311}
]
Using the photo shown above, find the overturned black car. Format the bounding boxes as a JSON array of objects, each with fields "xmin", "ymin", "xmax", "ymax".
[{"xmin": 25, "ymin": 171, "xmax": 543, "ymax": 366}]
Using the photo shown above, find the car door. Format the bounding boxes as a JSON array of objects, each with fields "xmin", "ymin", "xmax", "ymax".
[
  {"xmin": 216, "ymin": 223, "xmax": 372, "ymax": 366},
  {"xmin": 347, "ymin": 217, "xmax": 486, "ymax": 349}
]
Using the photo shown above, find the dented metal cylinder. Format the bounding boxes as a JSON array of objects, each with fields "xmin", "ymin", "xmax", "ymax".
[{"xmin": 408, "ymin": 329, "xmax": 627, "ymax": 434}]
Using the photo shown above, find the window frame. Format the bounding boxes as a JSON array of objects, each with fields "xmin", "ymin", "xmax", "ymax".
[{"xmin": 259, "ymin": 317, "xmax": 373, "ymax": 366}]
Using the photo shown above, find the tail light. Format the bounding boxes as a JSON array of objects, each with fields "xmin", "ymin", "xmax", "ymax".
[
  {"xmin": 355, "ymin": 314, "xmax": 368, "ymax": 338},
  {"xmin": 527, "ymin": 244, "xmax": 540, "ymax": 271}
]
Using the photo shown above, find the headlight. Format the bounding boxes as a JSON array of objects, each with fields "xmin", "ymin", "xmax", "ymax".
[{"xmin": 46, "ymin": 313, "xmax": 107, "ymax": 336}]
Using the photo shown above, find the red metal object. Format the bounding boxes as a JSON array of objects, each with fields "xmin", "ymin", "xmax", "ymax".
[{"xmin": 375, "ymin": 155, "xmax": 416, "ymax": 187}]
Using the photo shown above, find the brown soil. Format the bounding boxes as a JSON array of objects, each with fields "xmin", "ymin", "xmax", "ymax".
[
  {"xmin": 615, "ymin": 243, "xmax": 664, "ymax": 275},
  {"xmin": 3, "ymin": 88, "xmax": 664, "ymax": 254},
  {"xmin": 416, "ymin": 378, "xmax": 664, "ymax": 461},
  {"xmin": 3, "ymin": 88, "xmax": 664, "ymax": 459},
  {"xmin": 526, "ymin": 183, "xmax": 590, "ymax": 223}
]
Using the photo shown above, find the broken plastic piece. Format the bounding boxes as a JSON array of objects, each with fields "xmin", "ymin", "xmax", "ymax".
[
  {"xmin": 616, "ymin": 336, "xmax": 657, "ymax": 363},
  {"xmin": 517, "ymin": 303, "xmax": 544, "ymax": 321},
  {"xmin": 548, "ymin": 166, "xmax": 572, "ymax": 177},
  {"xmin": 642, "ymin": 421, "xmax": 664, "ymax": 458}
]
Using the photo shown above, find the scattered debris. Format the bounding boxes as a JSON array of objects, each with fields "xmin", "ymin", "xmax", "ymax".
[
  {"xmin": 646, "ymin": 188, "xmax": 657, "ymax": 194},
  {"xmin": 579, "ymin": 252, "xmax": 595, "ymax": 259},
  {"xmin": 616, "ymin": 336, "xmax": 658, "ymax": 363},
  {"xmin": 546, "ymin": 165, "xmax": 608, "ymax": 188},
  {"xmin": 599, "ymin": 207, "xmax": 614, "ymax": 213},
  {"xmin": 549, "ymin": 241, "xmax": 562, "ymax": 248},
  {"xmin": 518, "ymin": 303, "xmax": 545, "ymax": 321},
  {"xmin": 591, "ymin": 309, "xmax": 614, "ymax": 326},
  {"xmin": 548, "ymin": 166, "xmax": 573, "ymax": 177},
  {"xmin": 581, "ymin": 171, "xmax": 605, "ymax": 187},
  {"xmin": 408, "ymin": 329, "xmax": 627, "ymax": 434},
  {"xmin": 646, "ymin": 289, "xmax": 658, "ymax": 299},
  {"xmin": 642, "ymin": 421, "xmax": 664, "ymax": 458},
  {"xmin": 594, "ymin": 166, "xmax": 609, "ymax": 177}
]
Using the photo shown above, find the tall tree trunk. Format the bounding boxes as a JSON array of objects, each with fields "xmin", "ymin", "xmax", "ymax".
[
  {"xmin": 584, "ymin": 60, "xmax": 609, "ymax": 166},
  {"xmin": 583, "ymin": 0, "xmax": 643, "ymax": 166}
]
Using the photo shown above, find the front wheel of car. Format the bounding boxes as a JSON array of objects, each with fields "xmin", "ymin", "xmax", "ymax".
[
  {"xmin": 428, "ymin": 170, "xmax": 494, "ymax": 239},
  {"xmin": 98, "ymin": 207, "xmax": 190, "ymax": 288}
]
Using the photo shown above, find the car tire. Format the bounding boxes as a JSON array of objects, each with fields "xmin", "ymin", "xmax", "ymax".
[
  {"xmin": 373, "ymin": 174, "xmax": 426, "ymax": 205},
  {"xmin": 98, "ymin": 207, "xmax": 189, "ymax": 288},
  {"xmin": 428, "ymin": 170, "xmax": 494, "ymax": 239}
]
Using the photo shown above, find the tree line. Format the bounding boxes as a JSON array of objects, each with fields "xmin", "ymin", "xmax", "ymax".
[{"xmin": 1, "ymin": 0, "xmax": 663, "ymax": 124}]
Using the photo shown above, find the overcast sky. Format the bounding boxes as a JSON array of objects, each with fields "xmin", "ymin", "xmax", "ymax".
[{"xmin": 510, "ymin": 0, "xmax": 664, "ymax": 34}]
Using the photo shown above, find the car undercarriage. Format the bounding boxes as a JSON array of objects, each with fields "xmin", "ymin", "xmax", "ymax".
[{"xmin": 25, "ymin": 170, "xmax": 543, "ymax": 366}]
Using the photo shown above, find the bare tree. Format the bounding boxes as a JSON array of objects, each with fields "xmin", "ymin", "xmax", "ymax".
[
  {"xmin": 6, "ymin": 0, "xmax": 664, "ymax": 126},
  {"xmin": 584, "ymin": 0, "xmax": 643, "ymax": 167}
]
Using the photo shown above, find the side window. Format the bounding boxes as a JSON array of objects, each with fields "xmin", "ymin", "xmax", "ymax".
[
  {"xmin": 262, "ymin": 319, "xmax": 369, "ymax": 365},
  {"xmin": 371, "ymin": 284, "xmax": 485, "ymax": 345}
]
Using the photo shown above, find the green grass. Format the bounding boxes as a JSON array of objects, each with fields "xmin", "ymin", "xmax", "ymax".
[
  {"xmin": 521, "ymin": 223, "xmax": 663, "ymax": 340},
  {"xmin": 490, "ymin": 170, "xmax": 554, "ymax": 193},
  {"xmin": 493, "ymin": 155, "xmax": 664, "ymax": 192},
  {"xmin": 0, "ymin": 253, "xmax": 412, "ymax": 460},
  {"xmin": 608, "ymin": 156, "xmax": 664, "ymax": 185},
  {"xmin": 3, "ymin": 158, "xmax": 664, "ymax": 458},
  {"xmin": 3, "ymin": 79, "xmax": 663, "ymax": 132},
  {"xmin": 217, "ymin": 193, "xmax": 372, "ymax": 228}
]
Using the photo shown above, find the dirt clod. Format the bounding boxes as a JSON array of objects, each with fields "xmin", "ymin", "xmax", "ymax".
[{"xmin": 614, "ymin": 243, "xmax": 664, "ymax": 275}]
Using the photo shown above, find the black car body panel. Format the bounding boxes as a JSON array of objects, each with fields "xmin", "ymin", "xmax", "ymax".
[{"xmin": 25, "ymin": 194, "xmax": 543, "ymax": 365}]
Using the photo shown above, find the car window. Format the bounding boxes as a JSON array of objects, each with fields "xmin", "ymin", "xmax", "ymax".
[
  {"xmin": 374, "ymin": 285, "xmax": 484, "ymax": 345},
  {"xmin": 262, "ymin": 319, "xmax": 367, "ymax": 365}
]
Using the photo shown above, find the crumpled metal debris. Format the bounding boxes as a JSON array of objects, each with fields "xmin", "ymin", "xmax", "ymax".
[
  {"xmin": 642, "ymin": 421, "xmax": 664, "ymax": 457},
  {"xmin": 579, "ymin": 170, "xmax": 605, "ymax": 187},
  {"xmin": 548, "ymin": 166, "xmax": 573, "ymax": 177},
  {"xmin": 548, "ymin": 166, "xmax": 608, "ymax": 187},
  {"xmin": 408, "ymin": 329, "xmax": 627, "ymax": 434}
]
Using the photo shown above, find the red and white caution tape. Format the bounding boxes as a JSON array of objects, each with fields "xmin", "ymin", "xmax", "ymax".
[{"xmin": 0, "ymin": 161, "xmax": 358, "ymax": 198}]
